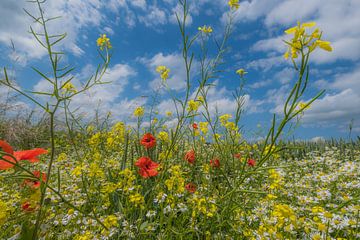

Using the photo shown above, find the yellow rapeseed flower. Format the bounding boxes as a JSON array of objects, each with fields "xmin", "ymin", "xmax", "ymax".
[
  {"xmin": 97, "ymin": 34, "xmax": 112, "ymax": 50},
  {"xmin": 198, "ymin": 25, "xmax": 213, "ymax": 34},
  {"xmin": 187, "ymin": 100, "xmax": 200, "ymax": 112},
  {"xmin": 156, "ymin": 65, "xmax": 170, "ymax": 81},
  {"xmin": 228, "ymin": 0, "xmax": 240, "ymax": 10},
  {"xmin": 284, "ymin": 21, "xmax": 332, "ymax": 60},
  {"xmin": 236, "ymin": 68, "xmax": 248, "ymax": 77},
  {"xmin": 134, "ymin": 106, "xmax": 145, "ymax": 117}
]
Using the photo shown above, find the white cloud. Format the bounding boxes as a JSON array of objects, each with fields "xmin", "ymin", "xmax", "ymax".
[
  {"xmin": 243, "ymin": 0, "xmax": 360, "ymax": 64},
  {"xmin": 139, "ymin": 52, "xmax": 197, "ymax": 91},
  {"xmin": 0, "ymin": 0, "xmax": 104, "ymax": 62},
  {"xmin": 138, "ymin": 6, "xmax": 167, "ymax": 28},
  {"xmin": 32, "ymin": 63, "xmax": 138, "ymax": 120},
  {"xmin": 303, "ymin": 89, "xmax": 360, "ymax": 125}
]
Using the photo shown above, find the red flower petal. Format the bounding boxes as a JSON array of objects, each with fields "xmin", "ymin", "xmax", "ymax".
[
  {"xmin": 135, "ymin": 156, "xmax": 159, "ymax": 178},
  {"xmin": 140, "ymin": 133, "xmax": 156, "ymax": 149},
  {"xmin": 0, "ymin": 156, "xmax": 17, "ymax": 170},
  {"xmin": 0, "ymin": 140, "xmax": 14, "ymax": 154},
  {"xmin": 14, "ymin": 148, "xmax": 48, "ymax": 162},
  {"xmin": 184, "ymin": 150, "xmax": 195, "ymax": 164}
]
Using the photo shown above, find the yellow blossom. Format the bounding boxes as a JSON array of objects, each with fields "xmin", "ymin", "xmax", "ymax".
[
  {"xmin": 198, "ymin": 25, "xmax": 213, "ymax": 34},
  {"xmin": 103, "ymin": 215, "xmax": 118, "ymax": 228},
  {"xmin": 62, "ymin": 82, "xmax": 77, "ymax": 93},
  {"xmin": 97, "ymin": 34, "xmax": 112, "ymax": 50},
  {"xmin": 134, "ymin": 106, "xmax": 145, "ymax": 117},
  {"xmin": 187, "ymin": 99, "xmax": 200, "ymax": 112},
  {"xmin": 156, "ymin": 65, "xmax": 170, "ymax": 81},
  {"xmin": 228, "ymin": 0, "xmax": 240, "ymax": 10},
  {"xmin": 157, "ymin": 131, "xmax": 169, "ymax": 142},
  {"xmin": 236, "ymin": 68, "xmax": 248, "ymax": 77}
]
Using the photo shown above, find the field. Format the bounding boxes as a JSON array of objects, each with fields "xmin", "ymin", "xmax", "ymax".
[{"xmin": 0, "ymin": 0, "xmax": 359, "ymax": 239}]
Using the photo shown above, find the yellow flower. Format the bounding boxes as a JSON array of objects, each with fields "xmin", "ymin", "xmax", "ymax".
[
  {"xmin": 315, "ymin": 40, "xmax": 333, "ymax": 52},
  {"xmin": 0, "ymin": 200, "xmax": 9, "ymax": 226},
  {"xmin": 298, "ymin": 101, "xmax": 310, "ymax": 111},
  {"xmin": 156, "ymin": 65, "xmax": 170, "ymax": 81},
  {"xmin": 283, "ymin": 21, "xmax": 332, "ymax": 59},
  {"xmin": 187, "ymin": 99, "xmax": 200, "ymax": 112},
  {"xmin": 199, "ymin": 122, "xmax": 208, "ymax": 134},
  {"xmin": 198, "ymin": 25, "xmax": 213, "ymax": 34},
  {"xmin": 219, "ymin": 114, "xmax": 232, "ymax": 125},
  {"xmin": 228, "ymin": 0, "xmax": 240, "ymax": 10},
  {"xmin": 236, "ymin": 68, "xmax": 247, "ymax": 77},
  {"xmin": 97, "ymin": 34, "xmax": 112, "ymax": 50},
  {"xmin": 103, "ymin": 215, "xmax": 118, "ymax": 228},
  {"xmin": 62, "ymin": 82, "xmax": 77, "ymax": 93},
  {"xmin": 157, "ymin": 131, "xmax": 169, "ymax": 142},
  {"xmin": 134, "ymin": 106, "xmax": 145, "ymax": 117}
]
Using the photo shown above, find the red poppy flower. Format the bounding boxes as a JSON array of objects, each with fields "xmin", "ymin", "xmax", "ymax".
[
  {"xmin": 140, "ymin": 133, "xmax": 156, "ymax": 149},
  {"xmin": 21, "ymin": 201, "xmax": 36, "ymax": 212},
  {"xmin": 23, "ymin": 170, "xmax": 47, "ymax": 189},
  {"xmin": 185, "ymin": 183, "xmax": 196, "ymax": 193},
  {"xmin": 234, "ymin": 153, "xmax": 241, "ymax": 159},
  {"xmin": 210, "ymin": 158, "xmax": 220, "ymax": 168},
  {"xmin": 0, "ymin": 140, "xmax": 48, "ymax": 170},
  {"xmin": 247, "ymin": 158, "xmax": 256, "ymax": 167},
  {"xmin": 192, "ymin": 123, "xmax": 198, "ymax": 129},
  {"xmin": 184, "ymin": 150, "xmax": 195, "ymax": 164},
  {"xmin": 135, "ymin": 156, "xmax": 159, "ymax": 178}
]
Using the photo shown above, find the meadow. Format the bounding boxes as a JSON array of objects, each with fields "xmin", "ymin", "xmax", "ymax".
[{"xmin": 0, "ymin": 0, "xmax": 359, "ymax": 239}]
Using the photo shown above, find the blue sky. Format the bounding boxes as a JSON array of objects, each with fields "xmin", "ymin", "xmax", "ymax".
[{"xmin": 1, "ymin": 0, "xmax": 359, "ymax": 140}]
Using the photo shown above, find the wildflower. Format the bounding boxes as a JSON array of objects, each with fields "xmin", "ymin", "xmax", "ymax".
[
  {"xmin": 103, "ymin": 215, "xmax": 118, "ymax": 228},
  {"xmin": 157, "ymin": 131, "xmax": 169, "ymax": 142},
  {"xmin": 199, "ymin": 122, "xmax": 208, "ymax": 134},
  {"xmin": 187, "ymin": 100, "xmax": 200, "ymax": 112},
  {"xmin": 23, "ymin": 170, "xmax": 47, "ymax": 189},
  {"xmin": 198, "ymin": 25, "xmax": 213, "ymax": 34},
  {"xmin": 315, "ymin": 40, "xmax": 332, "ymax": 52},
  {"xmin": 134, "ymin": 106, "xmax": 145, "ymax": 117},
  {"xmin": 21, "ymin": 202, "xmax": 35, "ymax": 212},
  {"xmin": 185, "ymin": 183, "xmax": 197, "ymax": 193},
  {"xmin": 236, "ymin": 68, "xmax": 248, "ymax": 77},
  {"xmin": 219, "ymin": 114, "xmax": 232, "ymax": 125},
  {"xmin": 184, "ymin": 150, "xmax": 195, "ymax": 164},
  {"xmin": 228, "ymin": 0, "xmax": 240, "ymax": 10},
  {"xmin": 298, "ymin": 101, "xmax": 310, "ymax": 111},
  {"xmin": 156, "ymin": 66, "xmax": 170, "ymax": 81},
  {"xmin": 247, "ymin": 158, "xmax": 256, "ymax": 167},
  {"xmin": 197, "ymin": 96, "xmax": 205, "ymax": 103},
  {"xmin": 135, "ymin": 156, "xmax": 159, "ymax": 178},
  {"xmin": 62, "ymin": 82, "xmax": 77, "ymax": 93},
  {"xmin": 192, "ymin": 123, "xmax": 198, "ymax": 129},
  {"xmin": 284, "ymin": 21, "xmax": 332, "ymax": 60},
  {"xmin": 0, "ymin": 200, "xmax": 9, "ymax": 225},
  {"xmin": 0, "ymin": 140, "xmax": 48, "ymax": 170},
  {"xmin": 140, "ymin": 133, "xmax": 156, "ymax": 149},
  {"xmin": 166, "ymin": 111, "xmax": 172, "ymax": 117},
  {"xmin": 97, "ymin": 34, "xmax": 112, "ymax": 50},
  {"xmin": 210, "ymin": 158, "xmax": 220, "ymax": 168},
  {"xmin": 234, "ymin": 153, "xmax": 241, "ymax": 159},
  {"xmin": 129, "ymin": 192, "xmax": 145, "ymax": 207}
]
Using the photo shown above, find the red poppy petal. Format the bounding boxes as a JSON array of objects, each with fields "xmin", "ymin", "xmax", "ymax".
[
  {"xmin": 0, "ymin": 156, "xmax": 17, "ymax": 170},
  {"xmin": 0, "ymin": 140, "xmax": 14, "ymax": 154},
  {"xmin": 14, "ymin": 148, "xmax": 48, "ymax": 161}
]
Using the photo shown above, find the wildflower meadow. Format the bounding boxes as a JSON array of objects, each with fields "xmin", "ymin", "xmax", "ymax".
[{"xmin": 0, "ymin": 0, "xmax": 359, "ymax": 239}]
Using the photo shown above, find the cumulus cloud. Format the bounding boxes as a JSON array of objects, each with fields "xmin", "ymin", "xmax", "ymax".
[
  {"xmin": 139, "ymin": 52, "xmax": 198, "ymax": 91},
  {"xmin": 0, "ymin": 0, "xmax": 104, "ymax": 62},
  {"xmin": 32, "ymin": 63, "xmax": 138, "ymax": 120},
  {"xmin": 241, "ymin": 0, "xmax": 360, "ymax": 65}
]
